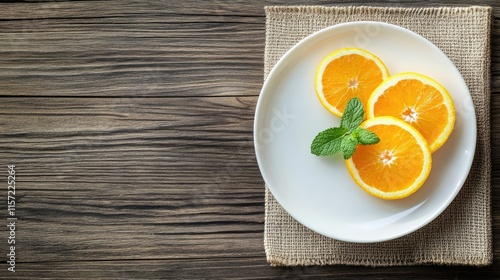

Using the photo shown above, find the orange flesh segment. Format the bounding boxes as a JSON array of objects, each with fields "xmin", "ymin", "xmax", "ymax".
[
  {"xmin": 372, "ymin": 79, "xmax": 449, "ymax": 149},
  {"xmin": 322, "ymin": 54, "xmax": 386, "ymax": 113},
  {"xmin": 350, "ymin": 123, "xmax": 425, "ymax": 193}
]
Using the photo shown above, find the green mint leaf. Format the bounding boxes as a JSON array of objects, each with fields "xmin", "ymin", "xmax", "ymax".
[
  {"xmin": 311, "ymin": 97, "xmax": 380, "ymax": 159},
  {"xmin": 341, "ymin": 135, "xmax": 358, "ymax": 159},
  {"xmin": 340, "ymin": 97, "xmax": 364, "ymax": 131},
  {"xmin": 352, "ymin": 127, "xmax": 380, "ymax": 145},
  {"xmin": 310, "ymin": 127, "xmax": 348, "ymax": 156}
]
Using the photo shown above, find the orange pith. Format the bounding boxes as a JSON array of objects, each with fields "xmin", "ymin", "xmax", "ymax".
[
  {"xmin": 346, "ymin": 117, "xmax": 432, "ymax": 200},
  {"xmin": 367, "ymin": 72, "xmax": 455, "ymax": 152},
  {"xmin": 315, "ymin": 48, "xmax": 389, "ymax": 117}
]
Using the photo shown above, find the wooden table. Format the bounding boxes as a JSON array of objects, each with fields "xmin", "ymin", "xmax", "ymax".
[{"xmin": 0, "ymin": 1, "xmax": 498, "ymax": 278}]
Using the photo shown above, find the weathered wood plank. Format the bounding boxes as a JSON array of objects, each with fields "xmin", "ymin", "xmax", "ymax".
[
  {"xmin": 9, "ymin": 258, "xmax": 500, "ymax": 279},
  {"xmin": 0, "ymin": 0, "xmax": 499, "ymax": 20},
  {"xmin": 0, "ymin": 97, "xmax": 259, "ymax": 186},
  {"xmin": 0, "ymin": 0, "xmax": 267, "ymax": 97},
  {"xmin": 0, "ymin": 24, "xmax": 265, "ymax": 97}
]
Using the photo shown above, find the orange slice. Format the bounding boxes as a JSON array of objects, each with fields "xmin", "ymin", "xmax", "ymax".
[
  {"xmin": 315, "ymin": 48, "xmax": 389, "ymax": 117},
  {"xmin": 367, "ymin": 72, "xmax": 455, "ymax": 152},
  {"xmin": 346, "ymin": 116, "xmax": 432, "ymax": 200}
]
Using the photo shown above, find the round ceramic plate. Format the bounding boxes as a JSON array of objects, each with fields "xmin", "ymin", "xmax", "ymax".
[{"xmin": 254, "ymin": 21, "xmax": 476, "ymax": 243}]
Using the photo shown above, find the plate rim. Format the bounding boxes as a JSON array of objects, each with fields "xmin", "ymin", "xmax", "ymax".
[{"xmin": 254, "ymin": 21, "xmax": 477, "ymax": 243}]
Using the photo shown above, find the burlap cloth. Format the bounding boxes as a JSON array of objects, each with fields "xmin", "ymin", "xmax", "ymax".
[{"xmin": 263, "ymin": 6, "xmax": 492, "ymax": 266}]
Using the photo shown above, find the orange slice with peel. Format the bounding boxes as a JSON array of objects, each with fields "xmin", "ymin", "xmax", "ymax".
[
  {"xmin": 367, "ymin": 72, "xmax": 455, "ymax": 152},
  {"xmin": 315, "ymin": 48, "xmax": 389, "ymax": 117},
  {"xmin": 345, "ymin": 116, "xmax": 432, "ymax": 200}
]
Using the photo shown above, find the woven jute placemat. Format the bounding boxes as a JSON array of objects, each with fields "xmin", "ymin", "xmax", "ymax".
[{"xmin": 263, "ymin": 6, "xmax": 492, "ymax": 266}]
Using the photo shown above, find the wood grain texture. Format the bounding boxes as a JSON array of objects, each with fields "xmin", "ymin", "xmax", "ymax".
[{"xmin": 0, "ymin": 0, "xmax": 499, "ymax": 278}]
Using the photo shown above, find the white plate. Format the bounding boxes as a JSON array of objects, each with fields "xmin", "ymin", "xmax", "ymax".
[{"xmin": 254, "ymin": 21, "xmax": 476, "ymax": 243}]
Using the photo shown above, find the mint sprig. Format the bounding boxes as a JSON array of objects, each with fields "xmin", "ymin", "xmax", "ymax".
[{"xmin": 311, "ymin": 98, "xmax": 380, "ymax": 159}]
